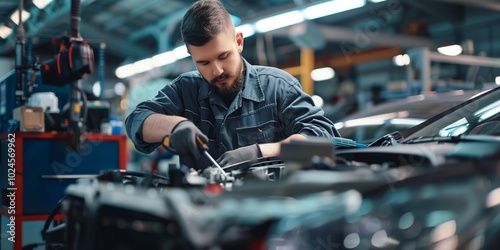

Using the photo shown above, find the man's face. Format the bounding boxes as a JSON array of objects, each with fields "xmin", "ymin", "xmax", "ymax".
[{"xmin": 188, "ymin": 29, "xmax": 244, "ymax": 97}]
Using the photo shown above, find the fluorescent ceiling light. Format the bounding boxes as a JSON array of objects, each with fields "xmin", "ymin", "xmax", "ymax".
[
  {"xmin": 311, "ymin": 95, "xmax": 324, "ymax": 108},
  {"xmin": 496, "ymin": 76, "xmax": 500, "ymax": 85},
  {"xmin": 255, "ymin": 10, "xmax": 304, "ymax": 33},
  {"xmin": 10, "ymin": 9, "xmax": 31, "ymax": 25},
  {"xmin": 115, "ymin": 46, "xmax": 190, "ymax": 79},
  {"xmin": 0, "ymin": 25, "xmax": 12, "ymax": 39},
  {"xmin": 437, "ymin": 44, "xmax": 463, "ymax": 56},
  {"xmin": 393, "ymin": 54, "xmax": 410, "ymax": 66},
  {"xmin": 487, "ymin": 188, "xmax": 500, "ymax": 208},
  {"xmin": 132, "ymin": 58, "xmax": 154, "ymax": 74},
  {"xmin": 92, "ymin": 81, "xmax": 101, "ymax": 97},
  {"xmin": 311, "ymin": 67, "xmax": 335, "ymax": 81},
  {"xmin": 116, "ymin": 0, "xmax": 368, "ymax": 79},
  {"xmin": 303, "ymin": 0, "xmax": 366, "ymax": 20},
  {"xmin": 369, "ymin": 0, "xmax": 387, "ymax": 2},
  {"xmin": 152, "ymin": 51, "xmax": 176, "ymax": 67},
  {"xmin": 115, "ymin": 64, "xmax": 137, "ymax": 79},
  {"xmin": 236, "ymin": 24, "xmax": 255, "ymax": 38},
  {"xmin": 114, "ymin": 82, "xmax": 126, "ymax": 96},
  {"xmin": 173, "ymin": 45, "xmax": 189, "ymax": 60},
  {"xmin": 33, "ymin": 0, "xmax": 53, "ymax": 9}
]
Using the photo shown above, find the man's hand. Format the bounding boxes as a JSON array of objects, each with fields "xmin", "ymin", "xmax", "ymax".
[
  {"xmin": 217, "ymin": 144, "xmax": 262, "ymax": 167},
  {"xmin": 168, "ymin": 120, "xmax": 208, "ymax": 159}
]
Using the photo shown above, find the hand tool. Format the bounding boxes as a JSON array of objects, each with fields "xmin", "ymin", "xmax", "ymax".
[
  {"xmin": 196, "ymin": 136, "xmax": 227, "ymax": 177},
  {"xmin": 162, "ymin": 134, "xmax": 227, "ymax": 177}
]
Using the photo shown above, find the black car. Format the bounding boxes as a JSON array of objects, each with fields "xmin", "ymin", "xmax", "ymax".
[
  {"xmin": 335, "ymin": 90, "xmax": 485, "ymax": 144},
  {"xmin": 45, "ymin": 87, "xmax": 500, "ymax": 250}
]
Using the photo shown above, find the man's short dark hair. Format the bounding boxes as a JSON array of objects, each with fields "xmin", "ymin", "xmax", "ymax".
[{"xmin": 181, "ymin": 0, "xmax": 232, "ymax": 47}]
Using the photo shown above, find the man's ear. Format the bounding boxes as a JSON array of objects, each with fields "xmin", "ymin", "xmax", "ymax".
[{"xmin": 236, "ymin": 31, "xmax": 244, "ymax": 53}]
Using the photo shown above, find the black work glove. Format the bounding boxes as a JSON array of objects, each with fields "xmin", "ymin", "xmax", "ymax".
[
  {"xmin": 167, "ymin": 120, "xmax": 208, "ymax": 159},
  {"xmin": 217, "ymin": 144, "xmax": 262, "ymax": 167}
]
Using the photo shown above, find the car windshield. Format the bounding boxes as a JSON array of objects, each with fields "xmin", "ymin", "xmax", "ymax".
[
  {"xmin": 402, "ymin": 87, "xmax": 500, "ymax": 141},
  {"xmin": 334, "ymin": 90, "xmax": 482, "ymax": 144}
]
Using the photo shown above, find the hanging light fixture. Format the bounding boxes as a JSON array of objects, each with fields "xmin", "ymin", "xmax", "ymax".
[
  {"xmin": 10, "ymin": 9, "xmax": 30, "ymax": 25},
  {"xmin": 33, "ymin": 0, "xmax": 54, "ymax": 9}
]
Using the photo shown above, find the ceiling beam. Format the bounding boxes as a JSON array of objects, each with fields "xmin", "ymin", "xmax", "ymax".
[
  {"xmin": 80, "ymin": 23, "xmax": 154, "ymax": 59},
  {"xmin": 428, "ymin": 50, "xmax": 500, "ymax": 68},
  {"xmin": 129, "ymin": 7, "xmax": 188, "ymax": 43},
  {"xmin": 283, "ymin": 47, "xmax": 404, "ymax": 74},
  {"xmin": 319, "ymin": 47, "xmax": 404, "ymax": 69},
  {"xmin": 317, "ymin": 25, "xmax": 435, "ymax": 49},
  {"xmin": 104, "ymin": 0, "xmax": 162, "ymax": 31},
  {"xmin": 435, "ymin": 0, "xmax": 500, "ymax": 11},
  {"xmin": 403, "ymin": 0, "xmax": 461, "ymax": 24},
  {"xmin": 272, "ymin": 23, "xmax": 435, "ymax": 50},
  {"xmin": 0, "ymin": 0, "xmax": 71, "ymax": 54}
]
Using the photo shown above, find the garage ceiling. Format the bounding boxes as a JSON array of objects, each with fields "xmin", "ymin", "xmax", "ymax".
[{"xmin": 1, "ymin": 0, "xmax": 500, "ymax": 85}]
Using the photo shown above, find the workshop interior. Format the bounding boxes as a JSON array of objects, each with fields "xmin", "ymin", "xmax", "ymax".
[{"xmin": 1, "ymin": 0, "xmax": 500, "ymax": 249}]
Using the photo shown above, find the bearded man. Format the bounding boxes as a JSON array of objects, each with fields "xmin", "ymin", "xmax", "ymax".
[{"xmin": 125, "ymin": 0, "xmax": 339, "ymax": 170}]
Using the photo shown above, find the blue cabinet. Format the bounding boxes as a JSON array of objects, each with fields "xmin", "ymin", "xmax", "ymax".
[
  {"xmin": 22, "ymin": 137, "xmax": 121, "ymax": 214},
  {"xmin": 0, "ymin": 132, "xmax": 127, "ymax": 249}
]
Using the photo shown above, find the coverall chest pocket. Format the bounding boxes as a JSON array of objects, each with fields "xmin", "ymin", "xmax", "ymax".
[{"xmin": 236, "ymin": 120, "xmax": 278, "ymax": 147}]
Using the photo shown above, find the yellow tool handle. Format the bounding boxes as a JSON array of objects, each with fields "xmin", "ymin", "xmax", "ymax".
[
  {"xmin": 162, "ymin": 135, "xmax": 207, "ymax": 152},
  {"xmin": 162, "ymin": 135, "xmax": 171, "ymax": 149},
  {"xmin": 196, "ymin": 136, "xmax": 209, "ymax": 150}
]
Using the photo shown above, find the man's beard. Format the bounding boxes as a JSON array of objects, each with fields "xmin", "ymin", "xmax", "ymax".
[{"xmin": 210, "ymin": 60, "xmax": 244, "ymax": 101}]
